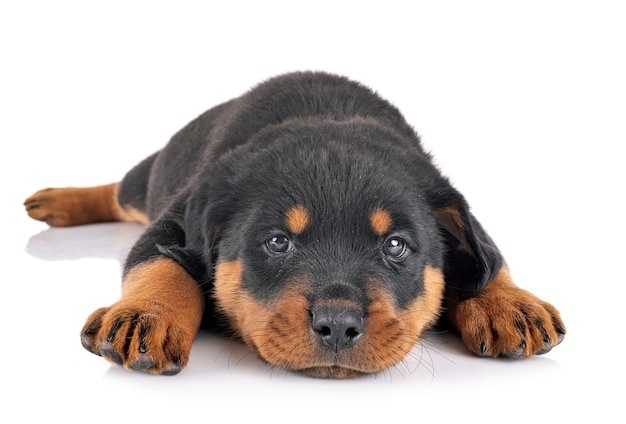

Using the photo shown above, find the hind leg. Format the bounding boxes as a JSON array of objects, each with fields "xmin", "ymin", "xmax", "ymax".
[
  {"xmin": 24, "ymin": 183, "xmax": 149, "ymax": 227},
  {"xmin": 24, "ymin": 152, "xmax": 158, "ymax": 227}
]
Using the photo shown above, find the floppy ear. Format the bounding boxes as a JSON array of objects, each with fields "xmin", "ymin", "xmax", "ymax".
[
  {"xmin": 429, "ymin": 185, "xmax": 504, "ymax": 300},
  {"xmin": 167, "ymin": 190, "xmax": 225, "ymax": 285},
  {"xmin": 131, "ymin": 189, "xmax": 222, "ymax": 286},
  {"xmin": 155, "ymin": 243, "xmax": 208, "ymax": 284}
]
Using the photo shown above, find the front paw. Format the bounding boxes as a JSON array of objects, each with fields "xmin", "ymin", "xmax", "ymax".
[
  {"xmin": 451, "ymin": 271, "xmax": 566, "ymax": 359},
  {"xmin": 80, "ymin": 300, "xmax": 195, "ymax": 375}
]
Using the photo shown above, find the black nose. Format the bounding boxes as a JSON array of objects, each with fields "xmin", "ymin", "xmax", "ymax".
[{"xmin": 311, "ymin": 305, "xmax": 364, "ymax": 352}]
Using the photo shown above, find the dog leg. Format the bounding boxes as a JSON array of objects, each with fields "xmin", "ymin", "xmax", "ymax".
[
  {"xmin": 446, "ymin": 265, "xmax": 566, "ymax": 358},
  {"xmin": 80, "ymin": 257, "xmax": 205, "ymax": 375},
  {"xmin": 24, "ymin": 183, "xmax": 148, "ymax": 226}
]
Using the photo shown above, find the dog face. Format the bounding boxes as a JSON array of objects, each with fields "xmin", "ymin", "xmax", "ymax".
[{"xmin": 182, "ymin": 119, "xmax": 475, "ymax": 378}]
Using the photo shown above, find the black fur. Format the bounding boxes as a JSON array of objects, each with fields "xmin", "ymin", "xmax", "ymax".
[{"xmin": 118, "ymin": 71, "xmax": 503, "ymax": 330}]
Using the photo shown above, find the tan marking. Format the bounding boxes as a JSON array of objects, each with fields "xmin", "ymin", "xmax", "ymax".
[
  {"xmin": 220, "ymin": 264, "xmax": 445, "ymax": 379},
  {"xmin": 112, "ymin": 183, "xmax": 150, "ymax": 224},
  {"xmin": 284, "ymin": 204, "xmax": 310, "ymax": 234},
  {"xmin": 227, "ymin": 275, "xmax": 327, "ymax": 374},
  {"xmin": 433, "ymin": 205, "xmax": 472, "ymax": 252},
  {"xmin": 446, "ymin": 265, "xmax": 566, "ymax": 358},
  {"xmin": 213, "ymin": 259, "xmax": 245, "ymax": 328},
  {"xmin": 80, "ymin": 257, "xmax": 205, "ymax": 374},
  {"xmin": 24, "ymin": 183, "xmax": 148, "ymax": 226},
  {"xmin": 410, "ymin": 265, "xmax": 446, "ymax": 332},
  {"xmin": 362, "ymin": 265, "xmax": 444, "ymax": 370},
  {"xmin": 370, "ymin": 208, "xmax": 392, "ymax": 236},
  {"xmin": 119, "ymin": 206, "xmax": 150, "ymax": 224}
]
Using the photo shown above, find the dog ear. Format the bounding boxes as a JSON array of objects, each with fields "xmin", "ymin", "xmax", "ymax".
[
  {"xmin": 127, "ymin": 188, "xmax": 221, "ymax": 286},
  {"xmin": 429, "ymin": 185, "xmax": 504, "ymax": 300},
  {"xmin": 174, "ymin": 189, "xmax": 227, "ymax": 284},
  {"xmin": 121, "ymin": 201, "xmax": 210, "ymax": 284},
  {"xmin": 155, "ymin": 243, "xmax": 208, "ymax": 283}
]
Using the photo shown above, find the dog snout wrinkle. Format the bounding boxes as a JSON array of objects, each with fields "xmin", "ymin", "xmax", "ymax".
[{"xmin": 311, "ymin": 305, "xmax": 364, "ymax": 352}]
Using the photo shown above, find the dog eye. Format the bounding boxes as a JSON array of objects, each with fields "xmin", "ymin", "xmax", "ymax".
[
  {"xmin": 265, "ymin": 234, "xmax": 293, "ymax": 253},
  {"xmin": 382, "ymin": 237, "xmax": 407, "ymax": 258}
]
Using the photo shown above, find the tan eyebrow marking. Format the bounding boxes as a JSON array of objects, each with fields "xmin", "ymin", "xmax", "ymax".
[
  {"xmin": 285, "ymin": 204, "xmax": 310, "ymax": 234},
  {"xmin": 370, "ymin": 208, "xmax": 392, "ymax": 236}
]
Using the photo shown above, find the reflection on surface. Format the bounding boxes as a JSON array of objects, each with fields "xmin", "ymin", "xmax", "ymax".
[
  {"xmin": 23, "ymin": 220, "xmax": 561, "ymax": 385},
  {"xmin": 25, "ymin": 222, "xmax": 146, "ymax": 262}
]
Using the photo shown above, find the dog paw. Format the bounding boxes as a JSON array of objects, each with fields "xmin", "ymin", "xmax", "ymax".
[
  {"xmin": 24, "ymin": 188, "xmax": 75, "ymax": 226},
  {"xmin": 451, "ymin": 275, "xmax": 566, "ymax": 359},
  {"xmin": 80, "ymin": 300, "xmax": 195, "ymax": 375},
  {"xmin": 24, "ymin": 184, "xmax": 120, "ymax": 226}
]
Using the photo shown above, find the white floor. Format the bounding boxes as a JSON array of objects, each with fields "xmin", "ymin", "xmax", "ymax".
[{"xmin": 2, "ymin": 2, "xmax": 624, "ymax": 423}]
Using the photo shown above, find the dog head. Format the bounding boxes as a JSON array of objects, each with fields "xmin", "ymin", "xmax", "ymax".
[{"xmin": 179, "ymin": 117, "xmax": 501, "ymax": 378}]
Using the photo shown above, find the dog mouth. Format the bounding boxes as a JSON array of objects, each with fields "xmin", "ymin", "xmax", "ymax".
[
  {"xmin": 297, "ymin": 365, "xmax": 367, "ymax": 379},
  {"xmin": 214, "ymin": 263, "xmax": 446, "ymax": 379},
  {"xmin": 253, "ymin": 341, "xmax": 390, "ymax": 379},
  {"xmin": 240, "ymin": 308, "xmax": 425, "ymax": 379},
  {"xmin": 223, "ymin": 290, "xmax": 445, "ymax": 379},
  {"xmin": 237, "ymin": 311, "xmax": 429, "ymax": 379}
]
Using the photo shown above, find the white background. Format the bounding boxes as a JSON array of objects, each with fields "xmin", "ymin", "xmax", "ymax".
[{"xmin": 2, "ymin": 1, "xmax": 624, "ymax": 422}]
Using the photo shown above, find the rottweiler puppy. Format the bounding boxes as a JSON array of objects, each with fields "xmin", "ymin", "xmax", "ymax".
[{"xmin": 24, "ymin": 71, "xmax": 565, "ymax": 378}]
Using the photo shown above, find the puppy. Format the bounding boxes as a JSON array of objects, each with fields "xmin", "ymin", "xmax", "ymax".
[{"xmin": 24, "ymin": 71, "xmax": 565, "ymax": 378}]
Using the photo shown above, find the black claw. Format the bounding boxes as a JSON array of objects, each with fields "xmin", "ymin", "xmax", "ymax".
[
  {"xmin": 138, "ymin": 322, "xmax": 150, "ymax": 354},
  {"xmin": 480, "ymin": 341, "xmax": 487, "ymax": 355},
  {"xmin": 83, "ymin": 323, "xmax": 97, "ymax": 336},
  {"xmin": 107, "ymin": 318, "xmax": 124, "ymax": 342}
]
